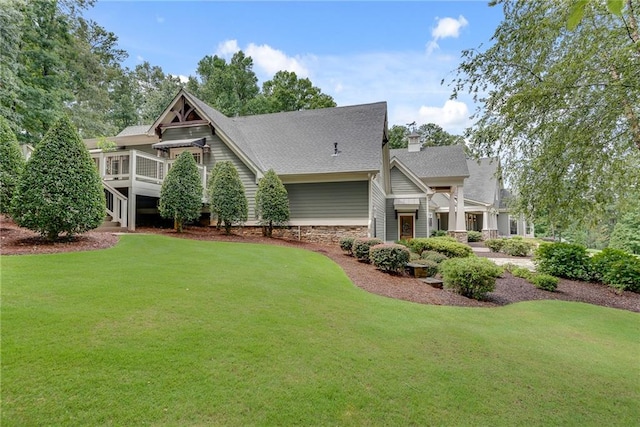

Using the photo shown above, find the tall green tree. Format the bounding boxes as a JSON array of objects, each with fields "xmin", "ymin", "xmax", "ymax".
[
  {"xmin": 0, "ymin": 116, "xmax": 25, "ymax": 214},
  {"xmin": 255, "ymin": 169, "xmax": 289, "ymax": 237},
  {"xmin": 11, "ymin": 115, "xmax": 105, "ymax": 240},
  {"xmin": 208, "ymin": 161, "xmax": 248, "ymax": 235},
  {"xmin": 449, "ymin": 0, "xmax": 640, "ymax": 231},
  {"xmin": 260, "ymin": 71, "xmax": 336, "ymax": 113},
  {"xmin": 387, "ymin": 123, "xmax": 463, "ymax": 149},
  {"xmin": 609, "ymin": 201, "xmax": 640, "ymax": 254},
  {"xmin": 132, "ymin": 61, "xmax": 183, "ymax": 124},
  {"xmin": 189, "ymin": 51, "xmax": 259, "ymax": 117},
  {"xmin": 158, "ymin": 151, "xmax": 203, "ymax": 232}
]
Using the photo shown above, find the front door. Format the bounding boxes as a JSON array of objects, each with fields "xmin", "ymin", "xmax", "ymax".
[{"xmin": 399, "ymin": 215, "xmax": 414, "ymax": 241}]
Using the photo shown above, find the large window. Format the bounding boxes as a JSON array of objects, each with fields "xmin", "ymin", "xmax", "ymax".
[{"xmin": 169, "ymin": 147, "xmax": 202, "ymax": 164}]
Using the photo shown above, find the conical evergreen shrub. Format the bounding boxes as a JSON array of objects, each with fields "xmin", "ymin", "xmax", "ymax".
[
  {"xmin": 158, "ymin": 151, "xmax": 203, "ymax": 232},
  {"xmin": 0, "ymin": 116, "xmax": 24, "ymax": 214}
]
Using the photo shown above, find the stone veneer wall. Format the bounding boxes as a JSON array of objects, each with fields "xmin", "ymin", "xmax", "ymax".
[
  {"xmin": 448, "ymin": 230, "xmax": 469, "ymax": 244},
  {"xmin": 236, "ymin": 225, "xmax": 369, "ymax": 245},
  {"xmin": 481, "ymin": 229, "xmax": 499, "ymax": 240}
]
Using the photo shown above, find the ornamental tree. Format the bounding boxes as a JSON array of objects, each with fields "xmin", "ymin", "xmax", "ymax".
[
  {"xmin": 11, "ymin": 115, "xmax": 105, "ymax": 240},
  {"xmin": 208, "ymin": 161, "xmax": 248, "ymax": 235},
  {"xmin": 255, "ymin": 169, "xmax": 289, "ymax": 237},
  {"xmin": 158, "ymin": 151, "xmax": 203, "ymax": 232},
  {"xmin": 0, "ymin": 116, "xmax": 24, "ymax": 214}
]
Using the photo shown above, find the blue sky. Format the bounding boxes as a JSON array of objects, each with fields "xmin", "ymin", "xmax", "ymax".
[{"xmin": 86, "ymin": 1, "xmax": 503, "ymax": 134}]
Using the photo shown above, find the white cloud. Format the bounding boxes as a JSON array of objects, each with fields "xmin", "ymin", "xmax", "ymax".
[
  {"xmin": 426, "ymin": 15, "xmax": 468, "ymax": 55},
  {"xmin": 170, "ymin": 74, "xmax": 189, "ymax": 84},
  {"xmin": 136, "ymin": 55, "xmax": 144, "ymax": 62},
  {"xmin": 246, "ymin": 43, "xmax": 309, "ymax": 77},
  {"xmin": 432, "ymin": 15, "xmax": 468, "ymax": 40},
  {"xmin": 216, "ymin": 39, "xmax": 240, "ymax": 57},
  {"xmin": 417, "ymin": 100, "xmax": 471, "ymax": 130}
]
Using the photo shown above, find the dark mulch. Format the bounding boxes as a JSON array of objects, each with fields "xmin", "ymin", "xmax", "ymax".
[{"xmin": 2, "ymin": 218, "xmax": 638, "ymax": 313}]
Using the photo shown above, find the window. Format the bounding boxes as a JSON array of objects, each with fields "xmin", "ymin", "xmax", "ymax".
[{"xmin": 169, "ymin": 147, "xmax": 202, "ymax": 164}]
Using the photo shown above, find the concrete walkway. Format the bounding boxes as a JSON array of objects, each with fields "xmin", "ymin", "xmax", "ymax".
[{"xmin": 471, "ymin": 246, "xmax": 536, "ymax": 271}]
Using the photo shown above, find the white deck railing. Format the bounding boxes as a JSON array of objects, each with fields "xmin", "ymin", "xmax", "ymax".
[
  {"xmin": 91, "ymin": 150, "xmax": 207, "ymax": 192},
  {"xmin": 102, "ymin": 181, "xmax": 128, "ymax": 228}
]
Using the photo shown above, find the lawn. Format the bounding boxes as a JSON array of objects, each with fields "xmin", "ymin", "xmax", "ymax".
[{"xmin": 2, "ymin": 235, "xmax": 638, "ymax": 425}]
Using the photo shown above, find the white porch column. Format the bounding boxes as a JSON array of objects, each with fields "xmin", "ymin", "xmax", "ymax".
[
  {"xmin": 455, "ymin": 185, "xmax": 466, "ymax": 231},
  {"xmin": 482, "ymin": 210, "xmax": 489, "ymax": 230},
  {"xmin": 448, "ymin": 186, "xmax": 456, "ymax": 231}
]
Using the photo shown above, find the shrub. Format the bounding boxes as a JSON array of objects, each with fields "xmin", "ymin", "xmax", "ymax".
[
  {"xmin": 208, "ymin": 161, "xmax": 248, "ymax": 235},
  {"xmin": 255, "ymin": 169, "xmax": 289, "ymax": 237},
  {"xmin": 467, "ymin": 230, "xmax": 483, "ymax": 242},
  {"xmin": 532, "ymin": 274, "xmax": 559, "ymax": 291},
  {"xmin": 511, "ymin": 267, "xmax": 534, "ymax": 281},
  {"xmin": 408, "ymin": 259, "xmax": 439, "ymax": 277},
  {"xmin": 439, "ymin": 257, "xmax": 503, "ymax": 300},
  {"xmin": 484, "ymin": 238, "xmax": 505, "ymax": 253},
  {"xmin": 591, "ymin": 248, "xmax": 640, "ymax": 292},
  {"xmin": 11, "ymin": 116, "xmax": 105, "ymax": 240},
  {"xmin": 339, "ymin": 237, "xmax": 355, "ymax": 255},
  {"xmin": 369, "ymin": 244, "xmax": 411, "ymax": 273},
  {"xmin": 501, "ymin": 239, "xmax": 535, "ymax": 257},
  {"xmin": 159, "ymin": 151, "xmax": 203, "ymax": 232},
  {"xmin": 409, "ymin": 237, "xmax": 473, "ymax": 258},
  {"xmin": 0, "ymin": 116, "xmax": 24, "ymax": 215},
  {"xmin": 352, "ymin": 238, "xmax": 383, "ymax": 262},
  {"xmin": 421, "ymin": 250, "xmax": 448, "ymax": 264},
  {"xmin": 395, "ymin": 239, "xmax": 410, "ymax": 248},
  {"xmin": 409, "ymin": 252, "xmax": 421, "ymax": 261},
  {"xmin": 534, "ymin": 242, "xmax": 592, "ymax": 281},
  {"xmin": 430, "ymin": 229, "xmax": 448, "ymax": 237}
]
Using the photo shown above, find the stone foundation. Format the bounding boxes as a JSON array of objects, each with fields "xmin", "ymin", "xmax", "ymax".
[
  {"xmin": 233, "ymin": 225, "xmax": 369, "ymax": 245},
  {"xmin": 448, "ymin": 230, "xmax": 468, "ymax": 243},
  {"xmin": 481, "ymin": 229, "xmax": 499, "ymax": 240}
]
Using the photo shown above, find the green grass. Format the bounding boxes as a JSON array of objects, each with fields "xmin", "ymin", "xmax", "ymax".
[{"xmin": 2, "ymin": 235, "xmax": 639, "ymax": 425}]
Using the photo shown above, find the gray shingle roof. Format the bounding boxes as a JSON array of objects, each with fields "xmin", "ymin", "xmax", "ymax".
[
  {"xmin": 464, "ymin": 157, "xmax": 501, "ymax": 205},
  {"xmin": 184, "ymin": 89, "xmax": 387, "ymax": 176},
  {"xmin": 390, "ymin": 146, "xmax": 469, "ymax": 179},
  {"xmin": 116, "ymin": 125, "xmax": 151, "ymax": 137},
  {"xmin": 230, "ymin": 103, "xmax": 387, "ymax": 175}
]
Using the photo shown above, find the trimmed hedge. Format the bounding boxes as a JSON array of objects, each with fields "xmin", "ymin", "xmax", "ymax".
[
  {"xmin": 485, "ymin": 238, "xmax": 534, "ymax": 256},
  {"xmin": 532, "ymin": 274, "xmax": 559, "ymax": 291},
  {"xmin": 467, "ymin": 230, "xmax": 483, "ymax": 242},
  {"xmin": 535, "ymin": 242, "xmax": 592, "ymax": 281},
  {"xmin": 421, "ymin": 250, "xmax": 449, "ymax": 264},
  {"xmin": 409, "ymin": 237, "xmax": 473, "ymax": 258},
  {"xmin": 591, "ymin": 248, "xmax": 640, "ymax": 293},
  {"xmin": 352, "ymin": 238, "xmax": 383, "ymax": 262},
  {"xmin": 369, "ymin": 244, "xmax": 410, "ymax": 273},
  {"xmin": 439, "ymin": 257, "xmax": 503, "ymax": 300},
  {"xmin": 339, "ymin": 237, "xmax": 355, "ymax": 255}
]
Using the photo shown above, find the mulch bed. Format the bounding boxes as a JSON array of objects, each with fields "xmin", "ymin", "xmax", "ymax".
[{"xmin": 2, "ymin": 217, "xmax": 638, "ymax": 313}]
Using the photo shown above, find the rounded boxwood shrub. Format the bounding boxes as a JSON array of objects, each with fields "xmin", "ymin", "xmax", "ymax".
[
  {"xmin": 439, "ymin": 257, "xmax": 503, "ymax": 300},
  {"xmin": 484, "ymin": 238, "xmax": 505, "ymax": 253},
  {"xmin": 430, "ymin": 229, "xmax": 448, "ymax": 237},
  {"xmin": 501, "ymin": 239, "xmax": 535, "ymax": 257},
  {"xmin": 409, "ymin": 237, "xmax": 472, "ymax": 258},
  {"xmin": 467, "ymin": 230, "xmax": 483, "ymax": 242},
  {"xmin": 591, "ymin": 248, "xmax": 640, "ymax": 292},
  {"xmin": 369, "ymin": 243, "xmax": 410, "ymax": 273},
  {"xmin": 511, "ymin": 267, "xmax": 534, "ymax": 281},
  {"xmin": 339, "ymin": 236, "xmax": 355, "ymax": 255},
  {"xmin": 352, "ymin": 238, "xmax": 383, "ymax": 262},
  {"xmin": 421, "ymin": 250, "xmax": 448, "ymax": 264},
  {"xmin": 534, "ymin": 242, "xmax": 593, "ymax": 281},
  {"xmin": 532, "ymin": 274, "xmax": 559, "ymax": 291}
]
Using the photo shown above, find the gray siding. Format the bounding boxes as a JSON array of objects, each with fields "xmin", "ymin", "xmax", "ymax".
[
  {"xmin": 391, "ymin": 166, "xmax": 422, "ymax": 195},
  {"xmin": 371, "ymin": 180, "xmax": 386, "ymax": 240},
  {"xmin": 163, "ymin": 126, "xmax": 258, "ymax": 218},
  {"xmin": 386, "ymin": 197, "xmax": 428, "ymax": 241},
  {"xmin": 285, "ymin": 181, "xmax": 368, "ymax": 220}
]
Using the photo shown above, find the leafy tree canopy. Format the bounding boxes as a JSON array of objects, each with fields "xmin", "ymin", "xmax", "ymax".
[
  {"xmin": 449, "ymin": 0, "xmax": 640, "ymax": 231},
  {"xmin": 0, "ymin": 116, "xmax": 25, "ymax": 214},
  {"xmin": 388, "ymin": 123, "xmax": 464, "ymax": 149}
]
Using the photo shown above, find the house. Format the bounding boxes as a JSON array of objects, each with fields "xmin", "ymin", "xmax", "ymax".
[{"xmin": 85, "ymin": 89, "xmax": 529, "ymax": 243}]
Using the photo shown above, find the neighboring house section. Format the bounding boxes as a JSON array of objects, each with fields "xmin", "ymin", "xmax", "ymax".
[{"xmin": 83, "ymin": 88, "xmax": 525, "ymax": 243}]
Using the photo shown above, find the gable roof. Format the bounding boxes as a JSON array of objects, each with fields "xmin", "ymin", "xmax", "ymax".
[
  {"xmin": 390, "ymin": 145, "xmax": 469, "ymax": 179},
  {"xmin": 117, "ymin": 125, "xmax": 151, "ymax": 137},
  {"xmin": 464, "ymin": 158, "xmax": 501, "ymax": 205},
  {"xmin": 229, "ymin": 102, "xmax": 387, "ymax": 175}
]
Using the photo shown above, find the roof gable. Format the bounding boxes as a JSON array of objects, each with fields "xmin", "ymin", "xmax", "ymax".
[{"xmin": 390, "ymin": 145, "xmax": 469, "ymax": 180}]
